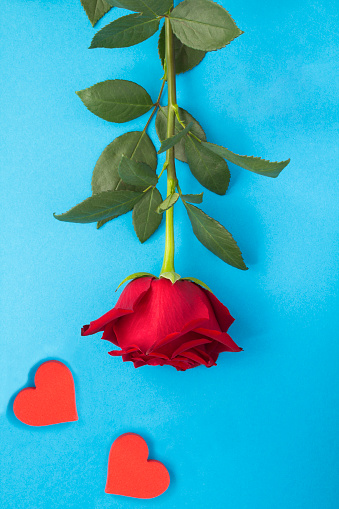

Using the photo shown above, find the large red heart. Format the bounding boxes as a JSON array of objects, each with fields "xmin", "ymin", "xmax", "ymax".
[
  {"xmin": 13, "ymin": 360, "xmax": 78, "ymax": 426},
  {"xmin": 105, "ymin": 433, "xmax": 170, "ymax": 499}
]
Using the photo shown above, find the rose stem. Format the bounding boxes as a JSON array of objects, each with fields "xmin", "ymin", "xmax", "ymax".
[{"xmin": 160, "ymin": 16, "xmax": 177, "ymax": 275}]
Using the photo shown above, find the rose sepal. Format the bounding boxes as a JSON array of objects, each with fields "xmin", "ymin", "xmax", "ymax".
[
  {"xmin": 116, "ymin": 272, "xmax": 157, "ymax": 291},
  {"xmin": 159, "ymin": 271, "xmax": 181, "ymax": 284},
  {"xmin": 180, "ymin": 276, "xmax": 212, "ymax": 293}
]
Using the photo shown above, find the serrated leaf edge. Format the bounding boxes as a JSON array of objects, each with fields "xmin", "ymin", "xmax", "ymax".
[
  {"xmin": 80, "ymin": 0, "xmax": 112, "ymax": 27},
  {"xmin": 89, "ymin": 13, "xmax": 160, "ymax": 49},
  {"xmin": 184, "ymin": 202, "xmax": 248, "ymax": 270},
  {"xmin": 53, "ymin": 189, "xmax": 143, "ymax": 223},
  {"xmin": 169, "ymin": 3, "xmax": 244, "ymax": 52},
  {"xmin": 132, "ymin": 187, "xmax": 163, "ymax": 243},
  {"xmin": 203, "ymin": 142, "xmax": 290, "ymax": 177}
]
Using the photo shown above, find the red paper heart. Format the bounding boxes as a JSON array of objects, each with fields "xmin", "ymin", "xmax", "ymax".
[
  {"xmin": 105, "ymin": 433, "xmax": 170, "ymax": 499},
  {"xmin": 13, "ymin": 360, "xmax": 78, "ymax": 426}
]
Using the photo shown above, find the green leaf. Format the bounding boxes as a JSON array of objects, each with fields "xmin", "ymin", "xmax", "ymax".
[
  {"xmin": 157, "ymin": 192, "xmax": 179, "ymax": 213},
  {"xmin": 202, "ymin": 142, "xmax": 290, "ymax": 178},
  {"xmin": 155, "ymin": 106, "xmax": 206, "ymax": 162},
  {"xmin": 132, "ymin": 187, "xmax": 163, "ymax": 242},
  {"xmin": 106, "ymin": 0, "xmax": 172, "ymax": 15},
  {"xmin": 184, "ymin": 203, "xmax": 247, "ymax": 270},
  {"xmin": 76, "ymin": 80, "xmax": 153, "ymax": 123},
  {"xmin": 97, "ymin": 217, "xmax": 118, "ymax": 229},
  {"xmin": 92, "ymin": 131, "xmax": 157, "ymax": 228},
  {"xmin": 169, "ymin": 0, "xmax": 243, "ymax": 52},
  {"xmin": 54, "ymin": 190, "xmax": 143, "ymax": 224},
  {"xmin": 180, "ymin": 276, "xmax": 212, "ymax": 292},
  {"xmin": 158, "ymin": 121, "xmax": 193, "ymax": 154},
  {"xmin": 80, "ymin": 0, "xmax": 112, "ymax": 27},
  {"xmin": 92, "ymin": 131, "xmax": 157, "ymax": 196},
  {"xmin": 90, "ymin": 13, "xmax": 160, "ymax": 49},
  {"xmin": 118, "ymin": 155, "xmax": 158, "ymax": 187},
  {"xmin": 185, "ymin": 136, "xmax": 230, "ymax": 195},
  {"xmin": 116, "ymin": 271, "xmax": 156, "ymax": 291},
  {"xmin": 158, "ymin": 25, "xmax": 205, "ymax": 74},
  {"xmin": 180, "ymin": 192, "xmax": 203, "ymax": 204}
]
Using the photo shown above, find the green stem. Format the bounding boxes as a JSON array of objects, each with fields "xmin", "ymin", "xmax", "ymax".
[
  {"xmin": 173, "ymin": 105, "xmax": 201, "ymax": 143},
  {"xmin": 160, "ymin": 17, "xmax": 177, "ymax": 275}
]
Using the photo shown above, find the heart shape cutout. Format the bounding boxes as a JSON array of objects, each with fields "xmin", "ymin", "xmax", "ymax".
[
  {"xmin": 105, "ymin": 433, "xmax": 170, "ymax": 499},
  {"xmin": 13, "ymin": 360, "xmax": 78, "ymax": 426}
]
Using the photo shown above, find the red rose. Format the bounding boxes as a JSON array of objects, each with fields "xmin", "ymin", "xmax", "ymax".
[{"xmin": 82, "ymin": 276, "xmax": 242, "ymax": 371}]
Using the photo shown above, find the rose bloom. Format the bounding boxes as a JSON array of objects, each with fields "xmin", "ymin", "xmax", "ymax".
[{"xmin": 82, "ymin": 276, "xmax": 242, "ymax": 371}]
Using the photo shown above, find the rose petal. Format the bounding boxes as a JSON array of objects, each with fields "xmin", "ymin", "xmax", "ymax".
[
  {"xmin": 193, "ymin": 347, "xmax": 217, "ymax": 367},
  {"xmin": 81, "ymin": 277, "xmax": 153, "ymax": 336},
  {"xmin": 201, "ymin": 288, "xmax": 235, "ymax": 332},
  {"xmin": 125, "ymin": 345, "xmax": 140, "ymax": 353},
  {"xmin": 150, "ymin": 319, "xmax": 208, "ymax": 352},
  {"xmin": 102, "ymin": 322, "xmax": 118, "ymax": 344},
  {"xmin": 108, "ymin": 350, "xmax": 123, "ymax": 356},
  {"xmin": 195, "ymin": 327, "xmax": 242, "ymax": 352},
  {"xmin": 171, "ymin": 338, "xmax": 212, "ymax": 358},
  {"xmin": 113, "ymin": 278, "xmax": 212, "ymax": 352},
  {"xmin": 132, "ymin": 359, "xmax": 146, "ymax": 368},
  {"xmin": 170, "ymin": 358, "xmax": 193, "ymax": 370},
  {"xmin": 181, "ymin": 350, "xmax": 209, "ymax": 366},
  {"xmin": 150, "ymin": 352, "xmax": 170, "ymax": 360},
  {"xmin": 150, "ymin": 331, "xmax": 201, "ymax": 359},
  {"xmin": 203, "ymin": 342, "xmax": 225, "ymax": 365}
]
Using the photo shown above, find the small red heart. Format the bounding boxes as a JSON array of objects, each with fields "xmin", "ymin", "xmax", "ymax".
[
  {"xmin": 13, "ymin": 360, "xmax": 78, "ymax": 426},
  {"xmin": 105, "ymin": 433, "xmax": 170, "ymax": 499}
]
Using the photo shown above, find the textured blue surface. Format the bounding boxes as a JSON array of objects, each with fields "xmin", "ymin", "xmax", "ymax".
[{"xmin": 1, "ymin": 1, "xmax": 338, "ymax": 507}]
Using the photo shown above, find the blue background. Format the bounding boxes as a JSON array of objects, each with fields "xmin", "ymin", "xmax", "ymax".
[{"xmin": 1, "ymin": 1, "xmax": 338, "ymax": 507}]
